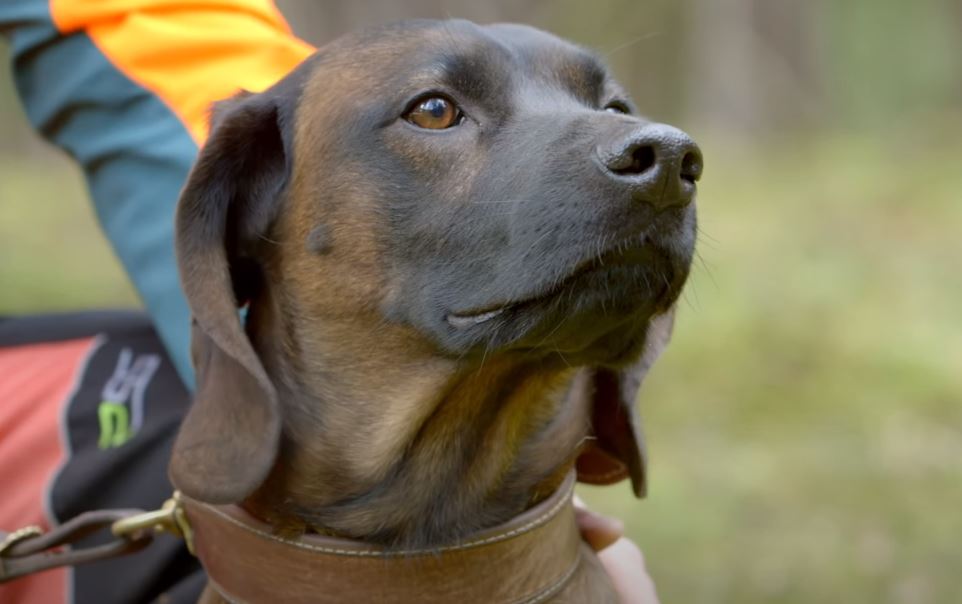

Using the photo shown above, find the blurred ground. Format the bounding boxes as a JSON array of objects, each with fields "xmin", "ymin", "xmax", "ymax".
[{"xmin": 2, "ymin": 1, "xmax": 961, "ymax": 602}]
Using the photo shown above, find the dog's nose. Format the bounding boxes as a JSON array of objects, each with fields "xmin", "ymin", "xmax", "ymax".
[{"xmin": 599, "ymin": 123, "xmax": 703, "ymax": 209}]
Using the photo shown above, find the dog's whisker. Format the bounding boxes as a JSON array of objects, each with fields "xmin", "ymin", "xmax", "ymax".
[
  {"xmin": 453, "ymin": 345, "xmax": 471, "ymax": 366},
  {"xmin": 533, "ymin": 312, "xmax": 570, "ymax": 349},
  {"xmin": 478, "ymin": 332, "xmax": 493, "ymax": 374},
  {"xmin": 694, "ymin": 227, "xmax": 721, "ymax": 280},
  {"xmin": 602, "ymin": 31, "xmax": 662, "ymax": 58},
  {"xmin": 693, "ymin": 249, "xmax": 719, "ymax": 292},
  {"xmin": 519, "ymin": 229, "xmax": 553, "ymax": 260},
  {"xmin": 641, "ymin": 271, "xmax": 652, "ymax": 295},
  {"xmin": 573, "ymin": 434, "xmax": 598, "ymax": 451},
  {"xmin": 695, "ymin": 238, "xmax": 720, "ymax": 253},
  {"xmin": 695, "ymin": 226, "xmax": 721, "ymax": 249},
  {"xmin": 681, "ymin": 288, "xmax": 701, "ymax": 313},
  {"xmin": 594, "ymin": 233, "xmax": 609, "ymax": 265}
]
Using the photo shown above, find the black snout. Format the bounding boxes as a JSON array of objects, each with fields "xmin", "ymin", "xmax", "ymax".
[{"xmin": 599, "ymin": 123, "xmax": 703, "ymax": 209}]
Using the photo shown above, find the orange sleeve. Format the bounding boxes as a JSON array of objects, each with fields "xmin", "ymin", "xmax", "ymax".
[{"xmin": 50, "ymin": 0, "xmax": 315, "ymax": 144}]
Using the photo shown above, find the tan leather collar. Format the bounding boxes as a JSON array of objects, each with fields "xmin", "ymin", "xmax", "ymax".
[{"xmin": 183, "ymin": 472, "xmax": 581, "ymax": 603}]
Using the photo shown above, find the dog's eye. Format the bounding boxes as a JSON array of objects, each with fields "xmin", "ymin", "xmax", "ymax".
[
  {"xmin": 405, "ymin": 96, "xmax": 463, "ymax": 129},
  {"xmin": 604, "ymin": 101, "xmax": 631, "ymax": 115}
]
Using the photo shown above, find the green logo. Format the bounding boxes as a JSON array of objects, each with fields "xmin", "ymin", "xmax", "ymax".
[
  {"xmin": 97, "ymin": 401, "xmax": 132, "ymax": 449},
  {"xmin": 96, "ymin": 348, "xmax": 161, "ymax": 450}
]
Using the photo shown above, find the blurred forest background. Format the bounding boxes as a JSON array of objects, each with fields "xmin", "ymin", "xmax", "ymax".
[{"xmin": 2, "ymin": 0, "xmax": 960, "ymax": 602}]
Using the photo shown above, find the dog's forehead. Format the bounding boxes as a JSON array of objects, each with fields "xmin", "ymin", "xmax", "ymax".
[
  {"xmin": 480, "ymin": 22, "xmax": 612, "ymax": 90},
  {"xmin": 295, "ymin": 19, "xmax": 612, "ymax": 100}
]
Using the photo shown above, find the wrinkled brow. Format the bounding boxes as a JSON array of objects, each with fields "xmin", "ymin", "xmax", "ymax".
[
  {"xmin": 434, "ymin": 47, "xmax": 512, "ymax": 104},
  {"xmin": 555, "ymin": 52, "xmax": 609, "ymax": 105}
]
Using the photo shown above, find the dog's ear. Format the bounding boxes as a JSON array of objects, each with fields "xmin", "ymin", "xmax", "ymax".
[
  {"xmin": 575, "ymin": 309, "xmax": 676, "ymax": 497},
  {"xmin": 169, "ymin": 91, "xmax": 291, "ymax": 504}
]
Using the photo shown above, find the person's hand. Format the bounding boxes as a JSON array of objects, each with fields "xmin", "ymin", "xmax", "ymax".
[{"xmin": 573, "ymin": 496, "xmax": 660, "ymax": 604}]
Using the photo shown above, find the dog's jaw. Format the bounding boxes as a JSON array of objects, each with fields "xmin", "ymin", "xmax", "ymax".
[{"xmin": 243, "ymin": 299, "xmax": 591, "ymax": 547}]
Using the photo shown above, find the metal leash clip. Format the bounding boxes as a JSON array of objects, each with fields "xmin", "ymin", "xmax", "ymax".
[
  {"xmin": 0, "ymin": 491, "xmax": 194, "ymax": 584},
  {"xmin": 112, "ymin": 491, "xmax": 194, "ymax": 554},
  {"xmin": 0, "ymin": 526, "xmax": 44, "ymax": 558}
]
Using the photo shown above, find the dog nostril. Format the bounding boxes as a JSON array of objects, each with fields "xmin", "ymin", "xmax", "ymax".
[
  {"xmin": 680, "ymin": 150, "xmax": 703, "ymax": 184},
  {"xmin": 613, "ymin": 145, "xmax": 656, "ymax": 175}
]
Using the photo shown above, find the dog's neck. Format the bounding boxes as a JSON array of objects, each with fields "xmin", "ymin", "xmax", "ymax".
[{"xmin": 245, "ymin": 304, "xmax": 590, "ymax": 547}]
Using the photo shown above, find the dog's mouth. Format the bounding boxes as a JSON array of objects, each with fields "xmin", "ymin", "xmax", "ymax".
[
  {"xmin": 447, "ymin": 307, "xmax": 506, "ymax": 328},
  {"xmin": 446, "ymin": 239, "xmax": 671, "ymax": 329}
]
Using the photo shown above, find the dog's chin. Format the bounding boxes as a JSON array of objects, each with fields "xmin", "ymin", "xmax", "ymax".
[{"xmin": 442, "ymin": 244, "xmax": 690, "ymax": 365}]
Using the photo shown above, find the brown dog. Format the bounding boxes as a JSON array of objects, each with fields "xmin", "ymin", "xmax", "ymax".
[{"xmin": 170, "ymin": 18, "xmax": 700, "ymax": 602}]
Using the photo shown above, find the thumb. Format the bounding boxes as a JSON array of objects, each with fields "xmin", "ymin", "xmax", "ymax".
[{"xmin": 573, "ymin": 495, "xmax": 624, "ymax": 551}]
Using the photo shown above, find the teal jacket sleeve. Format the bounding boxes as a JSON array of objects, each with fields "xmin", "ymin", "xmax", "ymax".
[{"xmin": 1, "ymin": 2, "xmax": 192, "ymax": 387}]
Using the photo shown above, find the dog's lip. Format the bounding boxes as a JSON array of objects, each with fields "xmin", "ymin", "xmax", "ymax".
[
  {"xmin": 446, "ymin": 307, "xmax": 506, "ymax": 328},
  {"xmin": 445, "ymin": 237, "xmax": 654, "ymax": 328}
]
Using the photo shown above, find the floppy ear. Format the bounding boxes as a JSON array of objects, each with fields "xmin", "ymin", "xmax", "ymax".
[
  {"xmin": 575, "ymin": 308, "xmax": 676, "ymax": 497},
  {"xmin": 169, "ymin": 91, "xmax": 291, "ymax": 504}
]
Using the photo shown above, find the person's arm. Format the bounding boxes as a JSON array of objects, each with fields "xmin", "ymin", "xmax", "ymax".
[{"xmin": 0, "ymin": 0, "xmax": 313, "ymax": 386}]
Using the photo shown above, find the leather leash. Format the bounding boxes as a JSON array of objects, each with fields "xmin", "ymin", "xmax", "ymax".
[
  {"xmin": 0, "ymin": 494, "xmax": 192, "ymax": 583},
  {"xmin": 1, "ymin": 473, "xmax": 582, "ymax": 603}
]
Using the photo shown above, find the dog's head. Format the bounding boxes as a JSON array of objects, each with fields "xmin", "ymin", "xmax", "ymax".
[{"xmin": 170, "ymin": 20, "xmax": 700, "ymax": 512}]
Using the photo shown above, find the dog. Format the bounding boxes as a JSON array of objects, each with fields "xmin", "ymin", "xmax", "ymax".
[{"xmin": 170, "ymin": 18, "xmax": 700, "ymax": 602}]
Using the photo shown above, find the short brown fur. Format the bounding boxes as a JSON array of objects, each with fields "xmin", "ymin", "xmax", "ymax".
[{"xmin": 171, "ymin": 19, "xmax": 698, "ymax": 602}]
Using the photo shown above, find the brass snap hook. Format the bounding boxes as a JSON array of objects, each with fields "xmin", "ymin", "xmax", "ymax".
[
  {"xmin": 0, "ymin": 526, "xmax": 44, "ymax": 558},
  {"xmin": 111, "ymin": 491, "xmax": 194, "ymax": 554}
]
